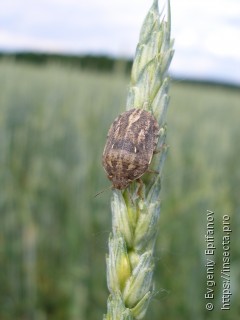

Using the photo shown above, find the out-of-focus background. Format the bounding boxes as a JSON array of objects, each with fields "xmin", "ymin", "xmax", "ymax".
[{"xmin": 0, "ymin": 1, "xmax": 239, "ymax": 319}]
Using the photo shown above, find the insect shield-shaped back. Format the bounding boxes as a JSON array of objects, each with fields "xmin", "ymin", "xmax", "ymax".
[{"xmin": 102, "ymin": 108, "xmax": 159, "ymax": 190}]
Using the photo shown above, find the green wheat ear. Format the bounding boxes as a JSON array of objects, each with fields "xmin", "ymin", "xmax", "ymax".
[{"xmin": 103, "ymin": 0, "xmax": 174, "ymax": 319}]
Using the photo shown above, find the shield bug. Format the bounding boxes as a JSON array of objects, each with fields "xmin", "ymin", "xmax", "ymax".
[{"xmin": 102, "ymin": 108, "xmax": 159, "ymax": 190}]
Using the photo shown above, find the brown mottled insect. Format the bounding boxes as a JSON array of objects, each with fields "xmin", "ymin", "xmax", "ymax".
[{"xmin": 102, "ymin": 108, "xmax": 159, "ymax": 190}]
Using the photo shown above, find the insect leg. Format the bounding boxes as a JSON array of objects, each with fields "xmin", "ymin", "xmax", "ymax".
[
  {"xmin": 146, "ymin": 169, "xmax": 159, "ymax": 174},
  {"xmin": 136, "ymin": 178, "xmax": 145, "ymax": 199}
]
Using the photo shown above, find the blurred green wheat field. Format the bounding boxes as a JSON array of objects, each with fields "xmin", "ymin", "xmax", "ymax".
[{"xmin": 0, "ymin": 61, "xmax": 239, "ymax": 320}]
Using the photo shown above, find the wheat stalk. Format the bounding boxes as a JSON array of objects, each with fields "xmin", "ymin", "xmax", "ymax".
[{"xmin": 103, "ymin": 0, "xmax": 174, "ymax": 319}]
